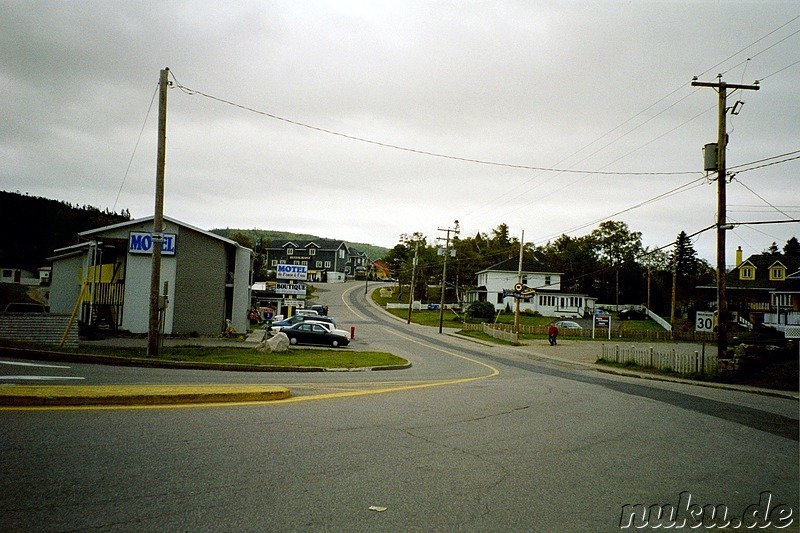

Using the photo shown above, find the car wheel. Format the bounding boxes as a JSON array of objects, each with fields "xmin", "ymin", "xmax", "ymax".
[
  {"xmin": 289, "ymin": 337, "xmax": 298, "ymax": 345},
  {"xmin": 331, "ymin": 340, "xmax": 340, "ymax": 348}
]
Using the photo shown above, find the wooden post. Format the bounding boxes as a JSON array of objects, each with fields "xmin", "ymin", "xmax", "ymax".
[{"xmin": 147, "ymin": 67, "xmax": 169, "ymax": 357}]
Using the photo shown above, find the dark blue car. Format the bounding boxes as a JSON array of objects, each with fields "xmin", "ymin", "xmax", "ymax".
[{"xmin": 281, "ymin": 322, "xmax": 349, "ymax": 348}]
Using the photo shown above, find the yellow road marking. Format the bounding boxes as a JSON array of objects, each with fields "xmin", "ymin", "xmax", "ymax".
[{"xmin": 0, "ymin": 286, "xmax": 499, "ymax": 411}]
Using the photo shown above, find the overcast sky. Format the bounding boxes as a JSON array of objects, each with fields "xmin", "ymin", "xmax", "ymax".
[{"xmin": 2, "ymin": 1, "xmax": 798, "ymax": 263}]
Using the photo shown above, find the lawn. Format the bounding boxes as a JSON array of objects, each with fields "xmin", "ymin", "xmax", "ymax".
[{"xmin": 2, "ymin": 341, "xmax": 408, "ymax": 370}]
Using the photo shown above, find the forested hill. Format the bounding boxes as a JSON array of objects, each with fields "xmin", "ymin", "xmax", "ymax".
[
  {"xmin": 0, "ymin": 190, "xmax": 131, "ymax": 270},
  {"xmin": 211, "ymin": 228, "xmax": 390, "ymax": 260}
]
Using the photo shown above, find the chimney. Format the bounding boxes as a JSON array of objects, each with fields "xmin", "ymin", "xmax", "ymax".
[{"xmin": 735, "ymin": 246, "xmax": 743, "ymax": 266}]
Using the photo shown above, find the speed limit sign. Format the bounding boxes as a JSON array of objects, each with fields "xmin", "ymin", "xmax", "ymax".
[{"xmin": 695, "ymin": 311, "xmax": 714, "ymax": 332}]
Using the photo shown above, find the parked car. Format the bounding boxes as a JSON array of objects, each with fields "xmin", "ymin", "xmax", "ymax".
[
  {"xmin": 296, "ymin": 309, "xmax": 319, "ymax": 317},
  {"xmin": 310, "ymin": 304, "xmax": 329, "ymax": 316},
  {"xmin": 270, "ymin": 314, "xmax": 336, "ymax": 332},
  {"xmin": 2, "ymin": 302, "xmax": 48, "ymax": 313},
  {"xmin": 281, "ymin": 321, "xmax": 350, "ymax": 347},
  {"xmin": 555, "ymin": 320, "xmax": 582, "ymax": 329},
  {"xmin": 619, "ymin": 308, "xmax": 648, "ymax": 320},
  {"xmin": 305, "ymin": 320, "xmax": 351, "ymax": 339}
]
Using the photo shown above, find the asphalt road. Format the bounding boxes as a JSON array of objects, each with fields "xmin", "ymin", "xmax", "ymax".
[{"xmin": 1, "ymin": 281, "xmax": 798, "ymax": 531}]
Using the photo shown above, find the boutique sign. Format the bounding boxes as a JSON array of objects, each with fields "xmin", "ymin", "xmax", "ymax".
[{"xmin": 129, "ymin": 232, "xmax": 177, "ymax": 255}]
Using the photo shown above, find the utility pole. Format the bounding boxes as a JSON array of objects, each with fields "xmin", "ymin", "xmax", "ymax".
[
  {"xmin": 515, "ymin": 231, "xmax": 524, "ymax": 343},
  {"xmin": 437, "ymin": 223, "xmax": 459, "ymax": 334},
  {"xmin": 407, "ymin": 242, "xmax": 418, "ymax": 324},
  {"xmin": 691, "ymin": 75, "xmax": 759, "ymax": 361},
  {"xmin": 670, "ymin": 240, "xmax": 678, "ymax": 338},
  {"xmin": 147, "ymin": 67, "xmax": 169, "ymax": 357}
]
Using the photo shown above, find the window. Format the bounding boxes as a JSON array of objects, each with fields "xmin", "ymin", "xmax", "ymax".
[
  {"xmin": 324, "ymin": 261, "xmax": 331, "ymax": 268},
  {"xmin": 286, "ymin": 248, "xmax": 294, "ymax": 256},
  {"xmin": 271, "ymin": 260, "xmax": 278, "ymax": 267},
  {"xmin": 309, "ymin": 248, "xmax": 316, "ymax": 256},
  {"xmin": 316, "ymin": 261, "xmax": 323, "ymax": 268},
  {"xmin": 740, "ymin": 266, "xmax": 755, "ymax": 280},
  {"xmin": 773, "ymin": 294, "xmax": 791, "ymax": 307},
  {"xmin": 497, "ymin": 293, "xmax": 504, "ymax": 304},
  {"xmin": 770, "ymin": 267, "xmax": 785, "ymax": 280},
  {"xmin": 545, "ymin": 276, "xmax": 551, "ymax": 286},
  {"xmin": 339, "ymin": 249, "xmax": 346, "ymax": 259}
]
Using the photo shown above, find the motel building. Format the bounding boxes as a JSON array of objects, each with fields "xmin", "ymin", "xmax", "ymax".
[{"xmin": 48, "ymin": 216, "xmax": 253, "ymax": 336}]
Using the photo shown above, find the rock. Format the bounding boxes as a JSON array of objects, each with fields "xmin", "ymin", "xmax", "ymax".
[{"xmin": 255, "ymin": 332, "xmax": 290, "ymax": 353}]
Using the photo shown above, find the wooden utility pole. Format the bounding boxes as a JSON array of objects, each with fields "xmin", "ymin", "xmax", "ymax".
[
  {"xmin": 147, "ymin": 67, "xmax": 169, "ymax": 357},
  {"xmin": 515, "ymin": 231, "xmax": 524, "ymax": 343},
  {"xmin": 406, "ymin": 242, "xmax": 418, "ymax": 324},
  {"xmin": 437, "ymin": 224, "xmax": 459, "ymax": 334},
  {"xmin": 670, "ymin": 240, "xmax": 678, "ymax": 336},
  {"xmin": 691, "ymin": 76, "xmax": 759, "ymax": 361}
]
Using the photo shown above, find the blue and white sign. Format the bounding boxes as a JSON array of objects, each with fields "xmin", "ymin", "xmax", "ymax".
[
  {"xmin": 129, "ymin": 232, "xmax": 177, "ymax": 255},
  {"xmin": 277, "ymin": 264, "xmax": 308, "ymax": 280}
]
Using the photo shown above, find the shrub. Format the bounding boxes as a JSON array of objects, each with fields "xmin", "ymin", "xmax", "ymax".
[{"xmin": 466, "ymin": 301, "xmax": 496, "ymax": 320}]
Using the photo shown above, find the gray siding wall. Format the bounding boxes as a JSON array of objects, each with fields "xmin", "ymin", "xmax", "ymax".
[
  {"xmin": 49, "ymin": 254, "xmax": 84, "ymax": 315},
  {"xmin": 172, "ymin": 229, "xmax": 226, "ymax": 334}
]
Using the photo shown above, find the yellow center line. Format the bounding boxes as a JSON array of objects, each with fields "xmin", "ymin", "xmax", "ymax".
[{"xmin": 2, "ymin": 287, "xmax": 500, "ymax": 411}]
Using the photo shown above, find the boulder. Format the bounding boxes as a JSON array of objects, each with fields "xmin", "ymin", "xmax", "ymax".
[{"xmin": 255, "ymin": 331, "xmax": 290, "ymax": 353}]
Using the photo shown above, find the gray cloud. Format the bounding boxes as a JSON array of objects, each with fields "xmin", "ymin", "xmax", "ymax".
[{"xmin": 2, "ymin": 1, "xmax": 798, "ymax": 261}]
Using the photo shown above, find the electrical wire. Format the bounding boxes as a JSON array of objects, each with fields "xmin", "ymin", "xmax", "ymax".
[
  {"xmin": 113, "ymin": 83, "xmax": 159, "ymax": 212},
  {"xmin": 731, "ymin": 176, "xmax": 796, "ymax": 220},
  {"xmin": 698, "ymin": 15, "xmax": 800, "ymax": 78},
  {"xmin": 167, "ymin": 70, "xmax": 695, "ymax": 178}
]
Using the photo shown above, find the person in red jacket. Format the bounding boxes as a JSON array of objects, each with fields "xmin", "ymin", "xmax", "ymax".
[{"xmin": 548, "ymin": 323, "xmax": 559, "ymax": 346}]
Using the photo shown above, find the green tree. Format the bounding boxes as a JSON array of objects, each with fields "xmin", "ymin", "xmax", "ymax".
[
  {"xmin": 536, "ymin": 234, "xmax": 600, "ymax": 295},
  {"xmin": 589, "ymin": 221, "xmax": 646, "ymax": 305},
  {"xmin": 783, "ymin": 236, "xmax": 799, "ymax": 257}
]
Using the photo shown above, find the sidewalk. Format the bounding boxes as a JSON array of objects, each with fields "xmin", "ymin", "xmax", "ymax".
[{"xmin": 491, "ymin": 336, "xmax": 798, "ymax": 401}]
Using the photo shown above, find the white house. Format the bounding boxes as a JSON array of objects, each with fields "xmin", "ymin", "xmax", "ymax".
[{"xmin": 465, "ymin": 258, "xmax": 596, "ymax": 318}]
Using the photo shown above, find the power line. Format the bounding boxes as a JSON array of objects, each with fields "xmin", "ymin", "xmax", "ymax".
[
  {"xmin": 113, "ymin": 83, "xmax": 159, "ymax": 212},
  {"xmin": 168, "ymin": 71, "xmax": 695, "ymax": 178},
  {"xmin": 698, "ymin": 15, "xmax": 800, "ymax": 78},
  {"xmin": 730, "ymin": 176, "xmax": 796, "ymax": 220},
  {"xmin": 731, "ymin": 153, "xmax": 800, "ymax": 173}
]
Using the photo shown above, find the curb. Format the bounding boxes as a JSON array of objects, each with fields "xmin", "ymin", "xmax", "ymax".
[{"xmin": 0, "ymin": 384, "xmax": 291, "ymax": 407}]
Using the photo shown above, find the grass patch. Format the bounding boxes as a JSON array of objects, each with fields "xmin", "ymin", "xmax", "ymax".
[
  {"xmin": 616, "ymin": 320, "xmax": 667, "ymax": 333},
  {"xmin": 2, "ymin": 340, "xmax": 407, "ymax": 370}
]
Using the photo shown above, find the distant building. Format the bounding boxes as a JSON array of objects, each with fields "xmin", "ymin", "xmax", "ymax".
[
  {"xmin": 263, "ymin": 239, "xmax": 371, "ymax": 282},
  {"xmin": 698, "ymin": 246, "xmax": 800, "ymax": 335},
  {"xmin": 0, "ymin": 267, "xmax": 49, "ymax": 286},
  {"xmin": 48, "ymin": 216, "xmax": 253, "ymax": 335},
  {"xmin": 464, "ymin": 258, "xmax": 597, "ymax": 317}
]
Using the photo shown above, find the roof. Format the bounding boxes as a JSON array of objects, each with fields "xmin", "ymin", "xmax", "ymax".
[
  {"xmin": 48, "ymin": 241, "xmax": 95, "ymax": 261},
  {"xmin": 271, "ymin": 239, "xmax": 347, "ymax": 251},
  {"xmin": 477, "ymin": 257, "xmax": 560, "ymax": 275},
  {"xmin": 729, "ymin": 252, "xmax": 800, "ymax": 291},
  {"xmin": 78, "ymin": 215, "xmax": 252, "ymax": 252}
]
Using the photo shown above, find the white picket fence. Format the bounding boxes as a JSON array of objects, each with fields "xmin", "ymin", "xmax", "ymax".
[{"xmin": 600, "ymin": 344, "xmax": 717, "ymax": 377}]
